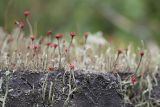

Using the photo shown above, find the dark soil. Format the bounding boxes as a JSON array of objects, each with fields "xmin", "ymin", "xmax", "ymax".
[
  {"xmin": 151, "ymin": 72, "xmax": 160, "ymax": 100},
  {"xmin": 0, "ymin": 70, "xmax": 132, "ymax": 107}
]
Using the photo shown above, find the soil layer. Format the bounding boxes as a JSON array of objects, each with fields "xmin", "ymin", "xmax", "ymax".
[{"xmin": 0, "ymin": 70, "xmax": 132, "ymax": 107}]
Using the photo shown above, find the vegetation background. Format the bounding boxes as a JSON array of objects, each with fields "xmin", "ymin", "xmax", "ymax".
[{"xmin": 0, "ymin": 0, "xmax": 160, "ymax": 46}]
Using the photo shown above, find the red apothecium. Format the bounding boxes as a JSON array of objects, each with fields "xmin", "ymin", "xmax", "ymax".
[
  {"xmin": 24, "ymin": 10, "xmax": 30, "ymax": 17},
  {"xmin": 70, "ymin": 32, "xmax": 76, "ymax": 38},
  {"xmin": 47, "ymin": 31, "xmax": 52, "ymax": 35},
  {"xmin": 55, "ymin": 33, "xmax": 64, "ymax": 39}
]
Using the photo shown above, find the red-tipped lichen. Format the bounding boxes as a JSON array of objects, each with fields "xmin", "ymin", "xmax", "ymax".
[
  {"xmin": 24, "ymin": 10, "xmax": 30, "ymax": 17},
  {"xmin": 70, "ymin": 32, "xmax": 76, "ymax": 38},
  {"xmin": 55, "ymin": 33, "xmax": 64, "ymax": 39}
]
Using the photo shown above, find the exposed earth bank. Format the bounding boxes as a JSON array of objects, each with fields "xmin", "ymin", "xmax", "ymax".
[{"xmin": 0, "ymin": 70, "xmax": 137, "ymax": 107}]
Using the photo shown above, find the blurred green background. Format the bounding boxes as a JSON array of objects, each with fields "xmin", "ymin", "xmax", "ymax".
[{"xmin": 0, "ymin": 0, "xmax": 160, "ymax": 45}]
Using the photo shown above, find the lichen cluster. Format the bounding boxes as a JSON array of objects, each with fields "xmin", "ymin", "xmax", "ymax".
[{"xmin": 0, "ymin": 10, "xmax": 160, "ymax": 106}]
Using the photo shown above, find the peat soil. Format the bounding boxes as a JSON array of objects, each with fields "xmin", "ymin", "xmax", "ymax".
[{"xmin": 0, "ymin": 70, "xmax": 133, "ymax": 107}]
